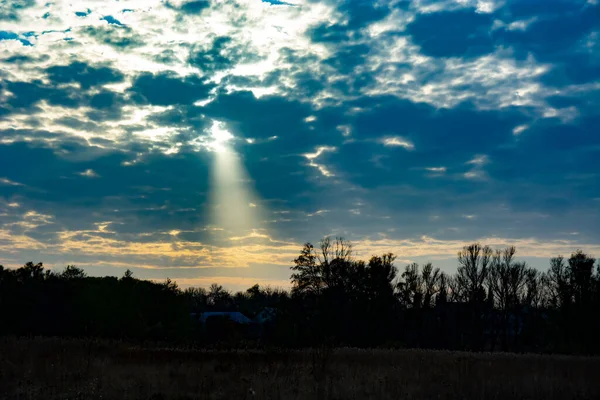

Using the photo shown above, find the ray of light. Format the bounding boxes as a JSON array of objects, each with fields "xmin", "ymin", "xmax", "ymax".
[{"xmin": 208, "ymin": 121, "xmax": 267, "ymax": 238}]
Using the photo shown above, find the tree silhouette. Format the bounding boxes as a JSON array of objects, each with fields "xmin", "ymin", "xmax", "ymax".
[
  {"xmin": 396, "ymin": 263, "xmax": 442, "ymax": 309},
  {"xmin": 0, "ymin": 241, "xmax": 598, "ymax": 354},
  {"xmin": 291, "ymin": 242, "xmax": 322, "ymax": 295},
  {"xmin": 568, "ymin": 250, "xmax": 595, "ymax": 307},
  {"xmin": 455, "ymin": 243, "xmax": 492, "ymax": 304},
  {"xmin": 61, "ymin": 265, "xmax": 87, "ymax": 280}
]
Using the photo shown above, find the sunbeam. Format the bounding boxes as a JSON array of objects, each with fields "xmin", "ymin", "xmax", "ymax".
[{"xmin": 208, "ymin": 121, "xmax": 266, "ymax": 238}]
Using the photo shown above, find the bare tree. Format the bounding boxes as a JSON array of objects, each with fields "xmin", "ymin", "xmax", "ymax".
[
  {"xmin": 207, "ymin": 283, "xmax": 232, "ymax": 308},
  {"xmin": 291, "ymin": 237, "xmax": 356, "ymax": 294},
  {"xmin": 447, "ymin": 274, "xmax": 463, "ymax": 302},
  {"xmin": 544, "ymin": 256, "xmax": 571, "ymax": 308},
  {"xmin": 436, "ymin": 272, "xmax": 449, "ymax": 305},
  {"xmin": 524, "ymin": 268, "xmax": 542, "ymax": 308},
  {"xmin": 455, "ymin": 243, "xmax": 493, "ymax": 304},
  {"xmin": 422, "ymin": 263, "xmax": 442, "ymax": 308},
  {"xmin": 486, "ymin": 246, "xmax": 529, "ymax": 350},
  {"xmin": 396, "ymin": 262, "xmax": 441, "ymax": 308},
  {"xmin": 184, "ymin": 287, "xmax": 208, "ymax": 312},
  {"xmin": 318, "ymin": 237, "xmax": 353, "ymax": 266},
  {"xmin": 319, "ymin": 237, "xmax": 354, "ymax": 290},
  {"xmin": 397, "ymin": 263, "xmax": 423, "ymax": 308},
  {"xmin": 487, "ymin": 247, "xmax": 527, "ymax": 311}
]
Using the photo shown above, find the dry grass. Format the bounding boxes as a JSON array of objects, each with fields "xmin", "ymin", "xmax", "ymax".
[{"xmin": 1, "ymin": 337, "xmax": 599, "ymax": 400}]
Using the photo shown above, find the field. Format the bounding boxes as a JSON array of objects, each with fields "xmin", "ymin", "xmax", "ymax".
[{"xmin": 1, "ymin": 338, "xmax": 599, "ymax": 400}]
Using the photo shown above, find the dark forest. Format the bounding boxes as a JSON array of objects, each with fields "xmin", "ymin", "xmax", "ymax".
[{"xmin": 2, "ymin": 238, "xmax": 599, "ymax": 355}]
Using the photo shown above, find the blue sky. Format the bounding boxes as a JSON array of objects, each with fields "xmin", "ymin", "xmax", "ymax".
[{"xmin": 0, "ymin": 0, "xmax": 599, "ymax": 290}]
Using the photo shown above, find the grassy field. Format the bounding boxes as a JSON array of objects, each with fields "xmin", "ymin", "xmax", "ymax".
[{"xmin": 1, "ymin": 338, "xmax": 599, "ymax": 400}]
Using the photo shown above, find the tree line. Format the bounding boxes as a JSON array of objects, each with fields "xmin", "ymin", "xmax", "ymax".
[{"xmin": 1, "ymin": 238, "xmax": 599, "ymax": 354}]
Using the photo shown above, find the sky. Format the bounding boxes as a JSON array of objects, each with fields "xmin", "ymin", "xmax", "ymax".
[{"xmin": 1, "ymin": 0, "xmax": 599, "ymax": 291}]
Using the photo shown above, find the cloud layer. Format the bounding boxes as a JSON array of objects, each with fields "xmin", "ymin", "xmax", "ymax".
[{"xmin": 1, "ymin": 0, "xmax": 599, "ymax": 288}]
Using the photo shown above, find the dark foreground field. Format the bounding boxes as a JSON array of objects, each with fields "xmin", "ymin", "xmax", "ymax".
[{"xmin": 1, "ymin": 338, "xmax": 599, "ymax": 400}]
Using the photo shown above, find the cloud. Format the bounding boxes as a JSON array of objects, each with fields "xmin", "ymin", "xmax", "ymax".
[
  {"xmin": 166, "ymin": 1, "xmax": 211, "ymax": 15},
  {"xmin": 130, "ymin": 71, "xmax": 215, "ymax": 106},
  {"xmin": 0, "ymin": 0, "xmax": 598, "ymax": 288},
  {"xmin": 467, "ymin": 155, "xmax": 489, "ymax": 166},
  {"xmin": 0, "ymin": 178, "xmax": 25, "ymax": 186},
  {"xmin": 406, "ymin": 9, "xmax": 494, "ymax": 58},
  {"xmin": 425, "ymin": 167, "xmax": 446, "ymax": 173},
  {"xmin": 189, "ymin": 36, "xmax": 264, "ymax": 73},
  {"xmin": 46, "ymin": 62, "xmax": 125, "ymax": 89},
  {"xmin": 381, "ymin": 136, "xmax": 415, "ymax": 150},
  {"xmin": 80, "ymin": 25, "xmax": 144, "ymax": 49},
  {"xmin": 78, "ymin": 169, "xmax": 100, "ymax": 178},
  {"xmin": 0, "ymin": 0, "xmax": 35, "ymax": 21},
  {"xmin": 304, "ymin": 146, "xmax": 337, "ymax": 177},
  {"xmin": 463, "ymin": 155, "xmax": 490, "ymax": 180}
]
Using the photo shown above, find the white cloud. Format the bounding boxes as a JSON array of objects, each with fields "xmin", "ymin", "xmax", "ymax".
[
  {"xmin": 78, "ymin": 169, "xmax": 100, "ymax": 178},
  {"xmin": 464, "ymin": 155, "xmax": 490, "ymax": 180},
  {"xmin": 425, "ymin": 167, "xmax": 447, "ymax": 173},
  {"xmin": 304, "ymin": 146, "xmax": 336, "ymax": 177},
  {"xmin": 0, "ymin": 178, "xmax": 24, "ymax": 186},
  {"xmin": 513, "ymin": 125, "xmax": 528, "ymax": 135},
  {"xmin": 467, "ymin": 155, "xmax": 489, "ymax": 166},
  {"xmin": 381, "ymin": 136, "xmax": 415, "ymax": 150}
]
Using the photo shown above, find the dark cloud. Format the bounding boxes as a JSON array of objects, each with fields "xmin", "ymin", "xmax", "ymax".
[
  {"xmin": 2, "ymin": 54, "xmax": 50, "ymax": 64},
  {"xmin": 154, "ymin": 49, "xmax": 182, "ymax": 65},
  {"xmin": 129, "ymin": 71, "xmax": 215, "ymax": 106},
  {"xmin": 0, "ymin": 0, "xmax": 35, "ymax": 21},
  {"xmin": 180, "ymin": 1, "xmax": 210, "ymax": 14},
  {"xmin": 46, "ymin": 62, "xmax": 125, "ymax": 89},
  {"xmin": 201, "ymin": 91, "xmax": 352, "ymax": 207},
  {"xmin": 1, "ymin": 73, "xmax": 129, "ymax": 122},
  {"xmin": 165, "ymin": 0, "xmax": 210, "ymax": 15},
  {"xmin": 494, "ymin": 2, "xmax": 600, "ymax": 87},
  {"xmin": 499, "ymin": 1, "xmax": 598, "ymax": 58},
  {"xmin": 3, "ymin": 80, "xmax": 81, "ymax": 110},
  {"xmin": 203, "ymin": 90, "xmax": 314, "ymax": 143},
  {"xmin": 308, "ymin": 22, "xmax": 353, "ymax": 43},
  {"xmin": 81, "ymin": 25, "xmax": 144, "ymax": 49},
  {"xmin": 0, "ymin": 140, "xmax": 214, "ymax": 238},
  {"xmin": 89, "ymin": 91, "xmax": 119, "ymax": 109},
  {"xmin": 189, "ymin": 36, "xmax": 263, "ymax": 73},
  {"xmin": 308, "ymin": 0, "xmax": 390, "ymax": 43},
  {"xmin": 313, "ymin": 97, "xmax": 524, "ymax": 188},
  {"xmin": 337, "ymin": 0, "xmax": 390, "ymax": 29},
  {"xmin": 406, "ymin": 9, "xmax": 494, "ymax": 58},
  {"xmin": 147, "ymin": 105, "xmax": 210, "ymax": 133},
  {"xmin": 323, "ymin": 44, "xmax": 371, "ymax": 75}
]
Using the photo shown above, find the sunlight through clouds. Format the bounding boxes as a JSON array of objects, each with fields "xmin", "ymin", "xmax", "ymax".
[
  {"xmin": 208, "ymin": 121, "xmax": 268, "ymax": 239},
  {"xmin": 1, "ymin": 0, "xmax": 599, "ymax": 288}
]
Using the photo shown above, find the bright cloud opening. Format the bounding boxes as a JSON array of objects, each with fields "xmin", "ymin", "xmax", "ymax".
[{"xmin": 209, "ymin": 121, "xmax": 234, "ymax": 153}]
